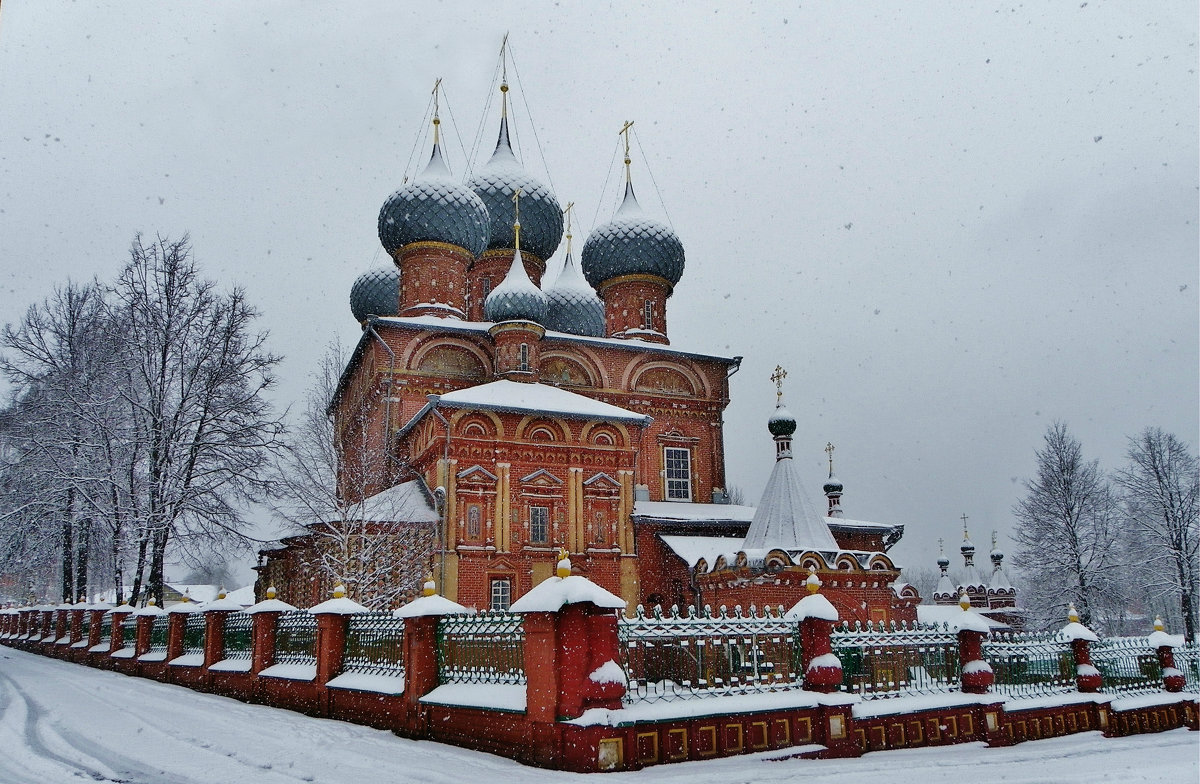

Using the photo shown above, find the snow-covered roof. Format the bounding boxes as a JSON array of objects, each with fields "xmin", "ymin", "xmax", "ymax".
[
  {"xmin": 308, "ymin": 596, "xmax": 369, "ymax": 615},
  {"xmin": 244, "ymin": 598, "xmax": 297, "ymax": 614},
  {"xmin": 658, "ymin": 535, "xmax": 745, "ymax": 568},
  {"xmin": 633, "ymin": 501, "xmax": 756, "ymax": 524},
  {"xmin": 785, "ymin": 592, "xmax": 839, "ymax": 622},
  {"xmin": 742, "ymin": 453, "xmax": 838, "ymax": 552},
  {"xmin": 824, "ymin": 516, "xmax": 901, "ymax": 531},
  {"xmin": 1060, "ymin": 621, "xmax": 1099, "ymax": 642},
  {"xmin": 356, "ymin": 480, "xmax": 439, "ymax": 524},
  {"xmin": 509, "ymin": 575, "xmax": 625, "ymax": 613},
  {"xmin": 434, "ymin": 380, "xmax": 650, "ymax": 424}
]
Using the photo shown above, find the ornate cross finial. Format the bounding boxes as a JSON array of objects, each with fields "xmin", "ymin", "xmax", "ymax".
[
  {"xmin": 991, "ymin": 529, "xmax": 998, "ymax": 549},
  {"xmin": 511, "ymin": 187, "xmax": 523, "ymax": 250},
  {"xmin": 770, "ymin": 365, "xmax": 788, "ymax": 403},
  {"xmin": 499, "ymin": 34, "xmax": 510, "ymax": 117},
  {"xmin": 960, "ymin": 513, "xmax": 970, "ymax": 538},
  {"xmin": 825, "ymin": 441, "xmax": 835, "ymax": 475},
  {"xmin": 619, "ymin": 120, "xmax": 635, "ymax": 181},
  {"xmin": 938, "ymin": 537, "xmax": 945, "ymax": 553},
  {"xmin": 431, "ymin": 78, "xmax": 442, "ymax": 144},
  {"xmin": 563, "ymin": 201, "xmax": 575, "ymax": 254}
]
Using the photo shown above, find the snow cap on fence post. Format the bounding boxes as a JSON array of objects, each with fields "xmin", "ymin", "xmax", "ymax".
[
  {"xmin": 107, "ymin": 601, "xmax": 135, "ymax": 654},
  {"xmin": 1148, "ymin": 616, "xmax": 1187, "ymax": 693},
  {"xmin": 785, "ymin": 569, "xmax": 842, "ymax": 693},
  {"xmin": 956, "ymin": 592, "xmax": 994, "ymax": 694},
  {"xmin": 510, "ymin": 551, "xmax": 627, "ymax": 721},
  {"xmin": 309, "ymin": 585, "xmax": 367, "ymax": 687},
  {"xmin": 1061, "ymin": 603, "xmax": 1102, "ymax": 692}
]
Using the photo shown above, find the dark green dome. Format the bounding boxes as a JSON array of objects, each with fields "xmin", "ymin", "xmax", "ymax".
[
  {"xmin": 581, "ymin": 182, "xmax": 684, "ymax": 289},
  {"xmin": 378, "ymin": 143, "xmax": 490, "ymax": 257},
  {"xmin": 349, "ymin": 266, "xmax": 400, "ymax": 322},
  {"xmin": 768, "ymin": 404, "xmax": 797, "ymax": 436}
]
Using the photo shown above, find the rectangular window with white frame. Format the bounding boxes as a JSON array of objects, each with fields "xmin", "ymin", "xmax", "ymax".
[
  {"xmin": 490, "ymin": 578, "xmax": 511, "ymax": 610},
  {"xmin": 529, "ymin": 505, "xmax": 550, "ymax": 544},
  {"xmin": 664, "ymin": 447, "xmax": 692, "ymax": 501}
]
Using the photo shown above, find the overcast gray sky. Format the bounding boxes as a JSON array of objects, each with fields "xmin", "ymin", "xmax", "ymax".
[{"xmin": 1, "ymin": 1, "xmax": 1196, "ymax": 582}]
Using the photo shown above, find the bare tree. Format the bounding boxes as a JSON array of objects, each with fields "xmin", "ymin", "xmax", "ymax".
[
  {"xmin": 267, "ymin": 344, "xmax": 433, "ymax": 609},
  {"xmin": 899, "ymin": 565, "xmax": 940, "ymax": 604},
  {"xmin": 1013, "ymin": 422, "xmax": 1122, "ymax": 631},
  {"xmin": 1114, "ymin": 428, "xmax": 1199, "ymax": 640},
  {"xmin": 110, "ymin": 234, "xmax": 285, "ymax": 605}
]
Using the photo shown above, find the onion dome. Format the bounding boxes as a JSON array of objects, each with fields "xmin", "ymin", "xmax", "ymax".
[
  {"xmin": 483, "ymin": 247, "xmax": 547, "ymax": 323},
  {"xmin": 823, "ymin": 474, "xmax": 843, "ymax": 495},
  {"xmin": 349, "ymin": 266, "xmax": 400, "ymax": 322},
  {"xmin": 378, "ymin": 142, "xmax": 490, "ymax": 257},
  {"xmin": 544, "ymin": 249, "xmax": 604, "ymax": 336},
  {"xmin": 767, "ymin": 403, "xmax": 797, "ymax": 436},
  {"xmin": 467, "ymin": 117, "xmax": 563, "ymax": 261},
  {"xmin": 937, "ymin": 552, "xmax": 951, "ymax": 569},
  {"xmin": 581, "ymin": 181, "xmax": 685, "ymax": 288}
]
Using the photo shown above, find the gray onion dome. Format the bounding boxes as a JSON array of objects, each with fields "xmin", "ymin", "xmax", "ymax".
[
  {"xmin": 543, "ymin": 250, "xmax": 605, "ymax": 336},
  {"xmin": 378, "ymin": 142, "xmax": 490, "ymax": 257},
  {"xmin": 467, "ymin": 118, "xmax": 563, "ymax": 261},
  {"xmin": 767, "ymin": 403, "xmax": 797, "ymax": 436},
  {"xmin": 937, "ymin": 553, "xmax": 951, "ymax": 568},
  {"xmin": 349, "ymin": 266, "xmax": 400, "ymax": 322},
  {"xmin": 581, "ymin": 181, "xmax": 685, "ymax": 288},
  {"xmin": 483, "ymin": 248, "xmax": 547, "ymax": 323},
  {"xmin": 823, "ymin": 475, "xmax": 843, "ymax": 494}
]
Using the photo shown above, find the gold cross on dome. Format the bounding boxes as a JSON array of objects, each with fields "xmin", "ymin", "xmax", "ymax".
[
  {"xmin": 825, "ymin": 441, "xmax": 835, "ymax": 473},
  {"xmin": 960, "ymin": 513, "xmax": 970, "ymax": 538},
  {"xmin": 563, "ymin": 202, "xmax": 575, "ymax": 252},
  {"xmin": 770, "ymin": 365, "xmax": 787, "ymax": 403},
  {"xmin": 511, "ymin": 188, "xmax": 523, "ymax": 249},
  {"xmin": 619, "ymin": 120, "xmax": 635, "ymax": 179},
  {"xmin": 938, "ymin": 537, "xmax": 945, "ymax": 553}
]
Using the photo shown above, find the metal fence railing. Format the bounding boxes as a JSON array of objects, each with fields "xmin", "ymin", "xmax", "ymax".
[
  {"xmin": 274, "ymin": 611, "xmax": 318, "ymax": 667},
  {"xmin": 832, "ymin": 621, "xmax": 960, "ymax": 700},
  {"xmin": 437, "ymin": 610, "xmax": 525, "ymax": 685},
  {"xmin": 80, "ymin": 611, "xmax": 92, "ymax": 642},
  {"xmin": 98, "ymin": 615, "xmax": 112, "ymax": 648},
  {"xmin": 147, "ymin": 616, "xmax": 169, "ymax": 655},
  {"xmin": 1092, "ymin": 636, "xmax": 1163, "ymax": 697},
  {"xmin": 222, "ymin": 612, "xmax": 254, "ymax": 661},
  {"xmin": 183, "ymin": 614, "xmax": 207, "ymax": 656},
  {"xmin": 985, "ymin": 630, "xmax": 1076, "ymax": 699},
  {"xmin": 343, "ymin": 612, "xmax": 406, "ymax": 678},
  {"xmin": 618, "ymin": 604, "xmax": 802, "ymax": 704},
  {"xmin": 1172, "ymin": 644, "xmax": 1200, "ymax": 692}
]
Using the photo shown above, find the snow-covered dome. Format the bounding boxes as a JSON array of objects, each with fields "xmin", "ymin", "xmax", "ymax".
[
  {"xmin": 823, "ymin": 474, "xmax": 843, "ymax": 494},
  {"xmin": 544, "ymin": 250, "xmax": 605, "ymax": 336},
  {"xmin": 467, "ymin": 117, "xmax": 563, "ymax": 262},
  {"xmin": 937, "ymin": 552, "xmax": 951, "ymax": 568},
  {"xmin": 378, "ymin": 142, "xmax": 490, "ymax": 257},
  {"xmin": 582, "ymin": 181, "xmax": 685, "ymax": 289},
  {"xmin": 349, "ymin": 266, "xmax": 400, "ymax": 322},
  {"xmin": 768, "ymin": 403, "xmax": 797, "ymax": 436},
  {"xmin": 484, "ymin": 248, "xmax": 547, "ymax": 323}
]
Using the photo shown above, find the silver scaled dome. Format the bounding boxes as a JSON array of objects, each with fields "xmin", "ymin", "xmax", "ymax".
[
  {"xmin": 467, "ymin": 118, "xmax": 563, "ymax": 262},
  {"xmin": 543, "ymin": 250, "xmax": 605, "ymax": 336},
  {"xmin": 378, "ymin": 142, "xmax": 490, "ymax": 257},
  {"xmin": 483, "ymin": 247, "xmax": 547, "ymax": 324},
  {"xmin": 582, "ymin": 181, "xmax": 685, "ymax": 289},
  {"xmin": 349, "ymin": 266, "xmax": 400, "ymax": 322}
]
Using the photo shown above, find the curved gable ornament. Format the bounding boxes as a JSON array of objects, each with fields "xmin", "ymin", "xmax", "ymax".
[
  {"xmin": 632, "ymin": 365, "xmax": 696, "ymax": 396},
  {"xmin": 412, "ymin": 342, "xmax": 489, "ymax": 380}
]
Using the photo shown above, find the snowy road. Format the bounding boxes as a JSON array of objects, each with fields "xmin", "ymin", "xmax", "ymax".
[{"xmin": 0, "ymin": 646, "xmax": 1196, "ymax": 784}]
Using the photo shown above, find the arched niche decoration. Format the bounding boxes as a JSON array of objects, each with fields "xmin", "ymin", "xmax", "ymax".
[
  {"xmin": 835, "ymin": 553, "xmax": 860, "ymax": 572},
  {"xmin": 868, "ymin": 554, "xmax": 895, "ymax": 571},
  {"xmin": 625, "ymin": 358, "xmax": 708, "ymax": 398},
  {"xmin": 693, "ymin": 557, "xmax": 709, "ymax": 575},
  {"xmin": 450, "ymin": 409, "xmax": 504, "ymax": 440},
  {"xmin": 408, "ymin": 338, "xmax": 490, "ymax": 380},
  {"xmin": 514, "ymin": 416, "xmax": 571, "ymax": 443},
  {"xmin": 764, "ymin": 549, "xmax": 791, "ymax": 574},
  {"xmin": 579, "ymin": 421, "xmax": 632, "ymax": 448},
  {"xmin": 796, "ymin": 551, "xmax": 826, "ymax": 572},
  {"xmin": 539, "ymin": 352, "xmax": 601, "ymax": 389}
]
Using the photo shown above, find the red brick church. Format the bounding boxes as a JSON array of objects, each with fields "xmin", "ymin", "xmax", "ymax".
[{"xmin": 256, "ymin": 74, "xmax": 919, "ymax": 625}]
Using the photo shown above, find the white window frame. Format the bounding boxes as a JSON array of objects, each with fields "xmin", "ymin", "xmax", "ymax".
[
  {"xmin": 664, "ymin": 447, "xmax": 692, "ymax": 501},
  {"xmin": 490, "ymin": 578, "xmax": 511, "ymax": 611}
]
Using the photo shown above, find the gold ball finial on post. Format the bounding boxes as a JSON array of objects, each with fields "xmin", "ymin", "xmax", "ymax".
[
  {"xmin": 266, "ymin": 586, "xmax": 277, "ymax": 600},
  {"xmin": 1154, "ymin": 615, "xmax": 1165, "ymax": 632},
  {"xmin": 958, "ymin": 592, "xmax": 971, "ymax": 611},
  {"xmin": 805, "ymin": 568, "xmax": 821, "ymax": 594},
  {"xmin": 556, "ymin": 549, "xmax": 572, "ymax": 579},
  {"xmin": 1067, "ymin": 603, "xmax": 1079, "ymax": 623},
  {"xmin": 332, "ymin": 585, "xmax": 346, "ymax": 600},
  {"xmin": 422, "ymin": 573, "xmax": 436, "ymax": 597}
]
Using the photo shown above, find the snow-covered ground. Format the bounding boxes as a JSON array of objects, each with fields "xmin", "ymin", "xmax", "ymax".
[{"xmin": 0, "ymin": 646, "xmax": 1196, "ymax": 784}]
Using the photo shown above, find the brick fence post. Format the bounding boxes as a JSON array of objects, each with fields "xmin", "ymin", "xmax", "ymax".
[
  {"xmin": 132, "ymin": 599, "xmax": 165, "ymax": 659},
  {"xmin": 86, "ymin": 606, "xmax": 107, "ymax": 652},
  {"xmin": 309, "ymin": 584, "xmax": 368, "ymax": 711},
  {"xmin": 1062, "ymin": 604, "xmax": 1101, "ymax": 692},
  {"xmin": 166, "ymin": 603, "xmax": 198, "ymax": 663},
  {"xmin": 244, "ymin": 587, "xmax": 294, "ymax": 676},
  {"xmin": 1148, "ymin": 616, "xmax": 1186, "ymax": 693},
  {"xmin": 394, "ymin": 578, "xmax": 470, "ymax": 736},
  {"xmin": 787, "ymin": 572, "xmax": 843, "ymax": 693},
  {"xmin": 956, "ymin": 593, "xmax": 994, "ymax": 694},
  {"xmin": 203, "ymin": 590, "xmax": 244, "ymax": 669},
  {"xmin": 69, "ymin": 604, "xmax": 84, "ymax": 647},
  {"xmin": 109, "ymin": 604, "xmax": 134, "ymax": 654},
  {"xmin": 53, "ymin": 604, "xmax": 71, "ymax": 648}
]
